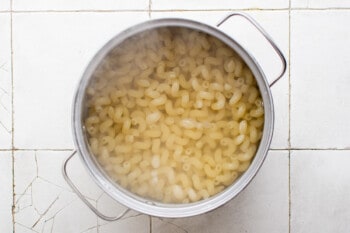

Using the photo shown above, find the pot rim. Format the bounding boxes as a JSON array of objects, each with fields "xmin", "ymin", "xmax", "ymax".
[{"xmin": 72, "ymin": 17, "xmax": 274, "ymax": 218}]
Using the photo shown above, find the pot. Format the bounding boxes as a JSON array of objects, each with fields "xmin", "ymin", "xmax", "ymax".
[{"xmin": 62, "ymin": 12, "xmax": 286, "ymax": 220}]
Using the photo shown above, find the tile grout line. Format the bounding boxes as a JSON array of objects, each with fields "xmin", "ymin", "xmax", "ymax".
[
  {"xmin": 288, "ymin": 0, "xmax": 292, "ymax": 232},
  {"xmin": 292, "ymin": 7, "xmax": 350, "ymax": 10},
  {"xmin": 11, "ymin": 148, "xmax": 75, "ymax": 151},
  {"xmin": 289, "ymin": 148, "xmax": 350, "ymax": 150},
  {"xmin": 288, "ymin": 0, "xmax": 292, "ymax": 162},
  {"xmin": 0, "ymin": 7, "xmax": 349, "ymax": 14},
  {"xmin": 10, "ymin": 0, "xmax": 15, "ymax": 231},
  {"xmin": 2, "ymin": 8, "xmax": 288, "ymax": 13},
  {"xmin": 149, "ymin": 216, "xmax": 152, "ymax": 233},
  {"xmin": 0, "ymin": 7, "xmax": 350, "ymax": 14},
  {"xmin": 152, "ymin": 8, "xmax": 292, "ymax": 11},
  {"xmin": 148, "ymin": 0, "xmax": 152, "ymax": 19},
  {"xmin": 288, "ymin": 151, "xmax": 291, "ymax": 233},
  {"xmin": 5, "ymin": 9, "xmax": 150, "ymax": 13}
]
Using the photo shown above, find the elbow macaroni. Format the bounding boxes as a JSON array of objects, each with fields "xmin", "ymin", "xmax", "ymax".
[{"xmin": 85, "ymin": 27, "xmax": 264, "ymax": 204}]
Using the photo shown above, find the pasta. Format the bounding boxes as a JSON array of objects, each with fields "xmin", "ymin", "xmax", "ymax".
[{"xmin": 84, "ymin": 27, "xmax": 264, "ymax": 204}]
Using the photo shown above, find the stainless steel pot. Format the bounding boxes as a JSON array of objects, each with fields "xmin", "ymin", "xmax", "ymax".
[{"xmin": 62, "ymin": 12, "xmax": 286, "ymax": 221}]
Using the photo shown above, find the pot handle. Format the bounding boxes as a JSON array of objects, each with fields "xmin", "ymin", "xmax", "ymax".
[
  {"xmin": 217, "ymin": 12, "xmax": 287, "ymax": 87},
  {"xmin": 62, "ymin": 150, "xmax": 130, "ymax": 221}
]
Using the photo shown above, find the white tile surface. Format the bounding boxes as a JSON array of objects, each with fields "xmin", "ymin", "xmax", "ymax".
[
  {"xmin": 152, "ymin": 151, "xmax": 289, "ymax": 233},
  {"xmin": 13, "ymin": 0, "xmax": 148, "ymax": 11},
  {"xmin": 151, "ymin": 11, "xmax": 289, "ymax": 149},
  {"xmin": 13, "ymin": 12, "xmax": 148, "ymax": 149},
  {"xmin": 0, "ymin": 152, "xmax": 13, "ymax": 233},
  {"xmin": 99, "ymin": 215, "xmax": 150, "ymax": 233},
  {"xmin": 0, "ymin": 13, "xmax": 12, "ymax": 149},
  {"xmin": 14, "ymin": 150, "xmax": 149, "ymax": 233},
  {"xmin": 0, "ymin": 0, "xmax": 349, "ymax": 232},
  {"xmin": 291, "ymin": 150, "xmax": 350, "ymax": 233},
  {"xmin": 291, "ymin": 11, "xmax": 350, "ymax": 149},
  {"xmin": 0, "ymin": 0, "xmax": 10, "ymax": 11},
  {"xmin": 152, "ymin": 0, "xmax": 289, "ymax": 10},
  {"xmin": 292, "ymin": 0, "xmax": 350, "ymax": 8},
  {"xmin": 96, "ymin": 193, "xmax": 148, "ymax": 231}
]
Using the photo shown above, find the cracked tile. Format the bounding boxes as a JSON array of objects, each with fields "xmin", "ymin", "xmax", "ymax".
[
  {"xmin": 14, "ymin": 151, "xmax": 96, "ymax": 233},
  {"xmin": 97, "ymin": 192, "xmax": 149, "ymax": 232},
  {"xmin": 152, "ymin": 151, "xmax": 289, "ymax": 233},
  {"xmin": 0, "ymin": 152, "xmax": 13, "ymax": 233},
  {"xmin": 81, "ymin": 228, "xmax": 98, "ymax": 233},
  {"xmin": 151, "ymin": 11, "xmax": 289, "ymax": 149},
  {"xmin": 15, "ymin": 223, "xmax": 38, "ymax": 233},
  {"xmin": 14, "ymin": 150, "xmax": 150, "ymax": 233},
  {"xmin": 14, "ymin": 151, "xmax": 38, "ymax": 196},
  {"xmin": 51, "ymin": 200, "xmax": 98, "ymax": 233},
  {"xmin": 152, "ymin": 0, "xmax": 288, "ymax": 10},
  {"xmin": 35, "ymin": 151, "xmax": 103, "ymax": 200},
  {"xmin": 0, "ymin": 13, "xmax": 12, "ymax": 149},
  {"xmin": 152, "ymin": 218, "xmax": 188, "ymax": 233},
  {"xmin": 12, "ymin": 0, "xmax": 148, "ymax": 11},
  {"xmin": 13, "ymin": 12, "xmax": 148, "ymax": 149},
  {"xmin": 96, "ymin": 193, "xmax": 134, "ymax": 221},
  {"xmin": 99, "ymin": 215, "xmax": 150, "ymax": 233}
]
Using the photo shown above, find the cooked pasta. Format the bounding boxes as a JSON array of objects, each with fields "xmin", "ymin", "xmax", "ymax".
[{"xmin": 84, "ymin": 27, "xmax": 264, "ymax": 204}]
